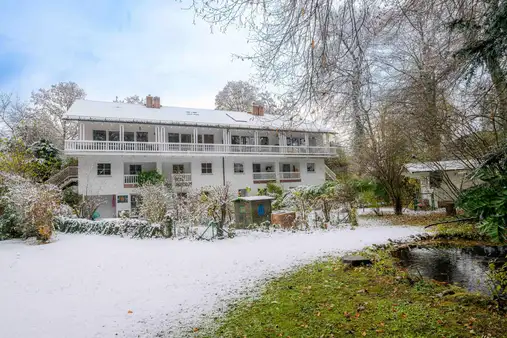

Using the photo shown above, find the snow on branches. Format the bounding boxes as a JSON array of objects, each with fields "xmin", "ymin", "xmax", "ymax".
[{"xmin": 0, "ymin": 171, "xmax": 62, "ymax": 241}]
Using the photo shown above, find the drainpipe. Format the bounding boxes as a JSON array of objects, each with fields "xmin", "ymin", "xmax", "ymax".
[{"xmin": 222, "ymin": 157, "xmax": 226, "ymax": 186}]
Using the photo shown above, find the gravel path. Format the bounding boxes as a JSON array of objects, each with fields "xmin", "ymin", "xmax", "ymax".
[{"xmin": 0, "ymin": 223, "xmax": 423, "ymax": 337}]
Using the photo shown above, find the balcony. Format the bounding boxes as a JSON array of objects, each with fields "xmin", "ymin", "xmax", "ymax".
[
  {"xmin": 253, "ymin": 172, "xmax": 277, "ymax": 183},
  {"xmin": 64, "ymin": 140, "xmax": 338, "ymax": 157},
  {"xmin": 279, "ymin": 171, "xmax": 301, "ymax": 183},
  {"xmin": 252, "ymin": 171, "xmax": 301, "ymax": 184},
  {"xmin": 123, "ymin": 173, "xmax": 192, "ymax": 188}
]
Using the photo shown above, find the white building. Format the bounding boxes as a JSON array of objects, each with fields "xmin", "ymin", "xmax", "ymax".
[
  {"xmin": 403, "ymin": 160, "xmax": 478, "ymax": 207},
  {"xmin": 62, "ymin": 96, "xmax": 339, "ymax": 218}
]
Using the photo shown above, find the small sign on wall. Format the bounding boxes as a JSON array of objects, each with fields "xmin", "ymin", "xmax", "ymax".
[{"xmin": 117, "ymin": 195, "xmax": 129, "ymax": 203}]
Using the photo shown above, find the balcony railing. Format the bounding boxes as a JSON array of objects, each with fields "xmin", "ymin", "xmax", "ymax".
[
  {"xmin": 124, "ymin": 175, "xmax": 139, "ymax": 185},
  {"xmin": 279, "ymin": 172, "xmax": 301, "ymax": 181},
  {"xmin": 172, "ymin": 173, "xmax": 192, "ymax": 187},
  {"xmin": 253, "ymin": 172, "xmax": 277, "ymax": 182},
  {"xmin": 65, "ymin": 140, "xmax": 338, "ymax": 156}
]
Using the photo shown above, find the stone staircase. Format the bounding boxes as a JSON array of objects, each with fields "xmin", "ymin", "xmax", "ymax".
[{"xmin": 47, "ymin": 166, "xmax": 78, "ymax": 189}]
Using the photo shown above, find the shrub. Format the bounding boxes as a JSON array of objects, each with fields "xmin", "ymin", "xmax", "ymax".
[
  {"xmin": 62, "ymin": 187, "xmax": 80, "ymax": 209},
  {"xmin": 0, "ymin": 172, "xmax": 61, "ymax": 242},
  {"xmin": 457, "ymin": 143, "xmax": 507, "ymax": 242},
  {"xmin": 0, "ymin": 200, "xmax": 21, "ymax": 240},
  {"xmin": 138, "ymin": 183, "xmax": 173, "ymax": 224},
  {"xmin": 258, "ymin": 182, "xmax": 288, "ymax": 210},
  {"xmin": 72, "ymin": 195, "xmax": 105, "ymax": 220},
  {"xmin": 137, "ymin": 170, "xmax": 165, "ymax": 186}
]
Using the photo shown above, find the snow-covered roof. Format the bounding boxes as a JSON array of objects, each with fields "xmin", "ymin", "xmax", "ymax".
[
  {"xmin": 404, "ymin": 160, "xmax": 476, "ymax": 173},
  {"xmin": 234, "ymin": 196, "xmax": 275, "ymax": 201},
  {"xmin": 63, "ymin": 99, "xmax": 333, "ymax": 133}
]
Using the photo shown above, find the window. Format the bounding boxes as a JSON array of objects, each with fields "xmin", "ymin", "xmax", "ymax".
[
  {"xmin": 181, "ymin": 134, "xmax": 192, "ymax": 143},
  {"xmin": 168, "ymin": 133, "xmax": 179, "ymax": 143},
  {"xmin": 241, "ymin": 136, "xmax": 250, "ymax": 145},
  {"xmin": 429, "ymin": 171, "xmax": 443, "ymax": 188},
  {"xmin": 129, "ymin": 164, "xmax": 142, "ymax": 175},
  {"xmin": 172, "ymin": 164, "xmax": 184, "ymax": 174},
  {"xmin": 97, "ymin": 163, "xmax": 111, "ymax": 176},
  {"xmin": 252, "ymin": 163, "xmax": 261, "ymax": 173},
  {"xmin": 234, "ymin": 163, "xmax": 244, "ymax": 174},
  {"xmin": 93, "ymin": 130, "xmax": 106, "ymax": 141},
  {"xmin": 136, "ymin": 132, "xmax": 148, "ymax": 142},
  {"xmin": 231, "ymin": 135, "xmax": 240, "ymax": 145},
  {"xmin": 198, "ymin": 134, "xmax": 214, "ymax": 144},
  {"xmin": 108, "ymin": 131, "xmax": 119, "ymax": 142},
  {"xmin": 260, "ymin": 136, "xmax": 269, "ymax": 145},
  {"xmin": 201, "ymin": 163, "xmax": 212, "ymax": 174},
  {"xmin": 307, "ymin": 163, "xmax": 315, "ymax": 173},
  {"xmin": 124, "ymin": 132, "xmax": 134, "ymax": 142}
]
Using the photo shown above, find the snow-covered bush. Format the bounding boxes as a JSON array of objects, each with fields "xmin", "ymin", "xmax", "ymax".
[
  {"xmin": 54, "ymin": 217, "xmax": 168, "ymax": 239},
  {"xmin": 0, "ymin": 172, "xmax": 61, "ymax": 241},
  {"xmin": 200, "ymin": 183, "xmax": 235, "ymax": 237},
  {"xmin": 73, "ymin": 195, "xmax": 106, "ymax": 220},
  {"xmin": 138, "ymin": 183, "xmax": 173, "ymax": 224},
  {"xmin": 173, "ymin": 189, "xmax": 209, "ymax": 237}
]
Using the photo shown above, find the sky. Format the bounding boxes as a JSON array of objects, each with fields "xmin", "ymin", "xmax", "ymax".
[{"xmin": 0, "ymin": 0, "xmax": 253, "ymax": 108}]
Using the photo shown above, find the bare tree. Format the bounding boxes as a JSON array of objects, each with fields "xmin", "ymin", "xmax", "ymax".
[
  {"xmin": 360, "ymin": 108, "xmax": 412, "ymax": 215},
  {"xmin": 215, "ymin": 80, "xmax": 259, "ymax": 111},
  {"xmin": 31, "ymin": 81, "xmax": 86, "ymax": 147}
]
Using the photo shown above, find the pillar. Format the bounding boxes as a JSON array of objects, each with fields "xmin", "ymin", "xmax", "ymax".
[
  {"xmin": 161, "ymin": 127, "xmax": 166, "ymax": 143},
  {"xmin": 156, "ymin": 161, "xmax": 162, "ymax": 174},
  {"xmin": 120, "ymin": 125, "xmax": 124, "ymax": 142},
  {"xmin": 254, "ymin": 131, "xmax": 259, "ymax": 146}
]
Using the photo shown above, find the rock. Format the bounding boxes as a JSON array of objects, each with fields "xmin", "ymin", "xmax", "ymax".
[
  {"xmin": 342, "ymin": 255, "xmax": 372, "ymax": 266},
  {"xmin": 436, "ymin": 290, "xmax": 456, "ymax": 298}
]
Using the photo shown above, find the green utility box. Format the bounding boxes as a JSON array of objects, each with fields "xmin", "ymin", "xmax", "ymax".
[{"xmin": 233, "ymin": 196, "xmax": 274, "ymax": 228}]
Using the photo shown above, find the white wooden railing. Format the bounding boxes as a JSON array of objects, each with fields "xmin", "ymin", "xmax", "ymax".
[
  {"xmin": 279, "ymin": 172, "xmax": 301, "ymax": 180},
  {"xmin": 65, "ymin": 140, "xmax": 338, "ymax": 156},
  {"xmin": 172, "ymin": 173, "xmax": 192, "ymax": 187},
  {"xmin": 124, "ymin": 175, "xmax": 139, "ymax": 184},
  {"xmin": 253, "ymin": 172, "xmax": 277, "ymax": 181}
]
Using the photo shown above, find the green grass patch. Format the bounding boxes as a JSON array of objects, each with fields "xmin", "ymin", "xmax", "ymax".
[{"xmin": 205, "ymin": 252, "xmax": 507, "ymax": 337}]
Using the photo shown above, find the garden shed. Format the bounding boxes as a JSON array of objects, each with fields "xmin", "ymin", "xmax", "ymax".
[{"xmin": 233, "ymin": 196, "xmax": 274, "ymax": 228}]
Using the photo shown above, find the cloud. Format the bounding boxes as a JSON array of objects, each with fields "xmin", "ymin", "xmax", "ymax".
[{"xmin": 0, "ymin": 0, "xmax": 253, "ymax": 108}]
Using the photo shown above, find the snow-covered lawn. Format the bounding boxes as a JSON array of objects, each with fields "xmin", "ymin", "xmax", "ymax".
[{"xmin": 0, "ymin": 223, "xmax": 423, "ymax": 338}]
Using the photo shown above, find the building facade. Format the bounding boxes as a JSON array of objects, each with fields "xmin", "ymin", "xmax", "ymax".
[{"xmin": 63, "ymin": 97, "xmax": 339, "ymax": 218}]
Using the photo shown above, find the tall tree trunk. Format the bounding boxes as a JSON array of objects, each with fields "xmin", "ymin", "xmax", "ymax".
[
  {"xmin": 483, "ymin": 50, "xmax": 507, "ymax": 134},
  {"xmin": 393, "ymin": 196, "xmax": 403, "ymax": 215}
]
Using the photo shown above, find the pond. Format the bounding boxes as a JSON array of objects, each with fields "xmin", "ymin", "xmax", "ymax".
[{"xmin": 393, "ymin": 243, "xmax": 507, "ymax": 294}]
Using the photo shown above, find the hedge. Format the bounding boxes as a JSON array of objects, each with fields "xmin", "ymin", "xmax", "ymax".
[{"xmin": 54, "ymin": 217, "xmax": 172, "ymax": 239}]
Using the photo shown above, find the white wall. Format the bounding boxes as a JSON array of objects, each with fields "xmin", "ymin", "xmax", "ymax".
[
  {"xmin": 408, "ymin": 170, "xmax": 477, "ymax": 203},
  {"xmin": 78, "ymin": 155, "xmax": 327, "ymax": 215}
]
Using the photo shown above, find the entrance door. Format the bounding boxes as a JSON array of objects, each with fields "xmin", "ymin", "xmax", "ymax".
[{"xmin": 282, "ymin": 164, "xmax": 291, "ymax": 179}]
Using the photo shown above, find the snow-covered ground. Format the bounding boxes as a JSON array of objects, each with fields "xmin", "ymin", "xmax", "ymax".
[{"xmin": 0, "ymin": 222, "xmax": 423, "ymax": 338}]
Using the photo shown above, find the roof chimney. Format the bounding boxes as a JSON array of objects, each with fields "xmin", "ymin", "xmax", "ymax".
[
  {"xmin": 250, "ymin": 103, "xmax": 265, "ymax": 116},
  {"xmin": 146, "ymin": 95, "xmax": 153, "ymax": 108},
  {"xmin": 153, "ymin": 96, "xmax": 161, "ymax": 109}
]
